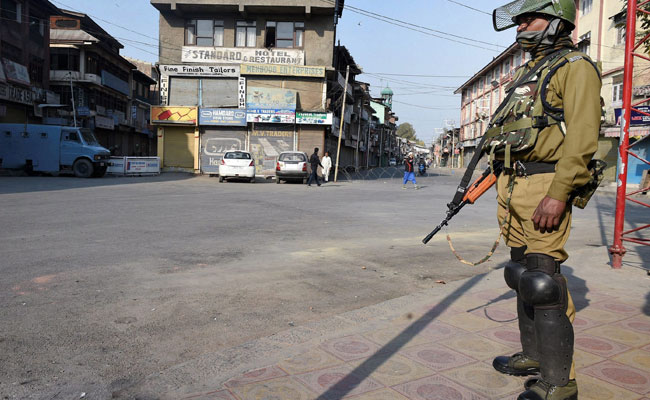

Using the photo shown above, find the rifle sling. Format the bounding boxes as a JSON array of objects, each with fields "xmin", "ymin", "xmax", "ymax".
[{"xmin": 448, "ymin": 48, "xmax": 571, "ymax": 209}]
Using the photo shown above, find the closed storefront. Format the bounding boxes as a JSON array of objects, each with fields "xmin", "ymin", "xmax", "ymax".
[
  {"xmin": 200, "ymin": 127, "xmax": 247, "ymax": 174},
  {"xmin": 163, "ymin": 126, "xmax": 195, "ymax": 168},
  {"xmin": 298, "ymin": 125, "xmax": 325, "ymax": 155},
  {"xmin": 250, "ymin": 124, "xmax": 294, "ymax": 175},
  {"xmin": 168, "ymin": 77, "xmax": 238, "ymax": 107}
]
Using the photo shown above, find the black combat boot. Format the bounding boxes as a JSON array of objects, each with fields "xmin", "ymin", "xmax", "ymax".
[
  {"xmin": 518, "ymin": 379, "xmax": 577, "ymax": 400},
  {"xmin": 493, "ymin": 247, "xmax": 541, "ymax": 376}
]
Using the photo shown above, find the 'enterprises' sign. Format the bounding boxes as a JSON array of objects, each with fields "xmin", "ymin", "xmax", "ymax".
[
  {"xmin": 159, "ymin": 64, "xmax": 239, "ymax": 77},
  {"xmin": 241, "ymin": 64, "xmax": 325, "ymax": 78},
  {"xmin": 199, "ymin": 108, "xmax": 247, "ymax": 126},
  {"xmin": 182, "ymin": 47, "xmax": 304, "ymax": 65}
]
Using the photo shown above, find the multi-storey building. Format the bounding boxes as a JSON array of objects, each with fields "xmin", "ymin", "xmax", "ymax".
[
  {"xmin": 150, "ymin": 0, "xmax": 349, "ymax": 175},
  {"xmin": 49, "ymin": 9, "xmax": 157, "ymax": 156},
  {"xmin": 455, "ymin": 0, "xmax": 647, "ymax": 182},
  {"xmin": 574, "ymin": 0, "xmax": 650, "ymax": 184},
  {"xmin": 0, "ymin": 0, "xmax": 60, "ymax": 124},
  {"xmin": 454, "ymin": 43, "xmax": 529, "ymax": 168}
]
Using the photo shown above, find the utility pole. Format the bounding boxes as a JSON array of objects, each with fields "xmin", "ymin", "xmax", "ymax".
[
  {"xmin": 69, "ymin": 72, "xmax": 77, "ymax": 127},
  {"xmin": 334, "ymin": 65, "xmax": 349, "ymax": 182}
]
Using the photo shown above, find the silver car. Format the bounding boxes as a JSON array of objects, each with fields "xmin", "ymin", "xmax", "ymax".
[{"xmin": 275, "ymin": 151, "xmax": 309, "ymax": 184}]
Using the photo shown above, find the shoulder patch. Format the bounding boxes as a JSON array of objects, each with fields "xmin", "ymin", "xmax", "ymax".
[{"xmin": 568, "ymin": 56, "xmax": 584, "ymax": 63}]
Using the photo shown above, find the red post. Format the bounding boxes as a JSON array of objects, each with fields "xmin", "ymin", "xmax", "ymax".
[{"xmin": 609, "ymin": 0, "xmax": 638, "ymax": 268}]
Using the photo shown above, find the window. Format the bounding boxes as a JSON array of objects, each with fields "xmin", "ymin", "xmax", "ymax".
[
  {"xmin": 1, "ymin": 40, "xmax": 22, "ymax": 63},
  {"xmin": 612, "ymin": 82, "xmax": 623, "ymax": 104},
  {"xmin": 265, "ymin": 21, "xmax": 304, "ymax": 48},
  {"xmin": 29, "ymin": 15, "xmax": 45, "ymax": 43},
  {"xmin": 503, "ymin": 58, "xmax": 510, "ymax": 76},
  {"xmin": 236, "ymin": 21, "xmax": 256, "ymax": 47},
  {"xmin": 581, "ymin": 0, "xmax": 593, "ymax": 16},
  {"xmin": 225, "ymin": 151, "xmax": 251, "ymax": 159},
  {"xmin": 578, "ymin": 32, "xmax": 591, "ymax": 56},
  {"xmin": 1, "ymin": 0, "xmax": 21, "ymax": 22},
  {"xmin": 616, "ymin": 26, "xmax": 626, "ymax": 45},
  {"xmin": 50, "ymin": 49, "xmax": 80, "ymax": 71},
  {"xmin": 514, "ymin": 52, "xmax": 522, "ymax": 67},
  {"xmin": 185, "ymin": 19, "xmax": 224, "ymax": 47},
  {"xmin": 29, "ymin": 56, "xmax": 43, "ymax": 84}
]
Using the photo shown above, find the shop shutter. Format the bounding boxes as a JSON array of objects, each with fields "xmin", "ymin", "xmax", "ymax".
[
  {"xmin": 200, "ymin": 128, "xmax": 247, "ymax": 174},
  {"xmin": 250, "ymin": 124, "xmax": 294, "ymax": 175},
  {"xmin": 164, "ymin": 127, "xmax": 195, "ymax": 168},
  {"xmin": 201, "ymin": 78, "xmax": 238, "ymax": 107},
  {"xmin": 169, "ymin": 77, "xmax": 199, "ymax": 106}
]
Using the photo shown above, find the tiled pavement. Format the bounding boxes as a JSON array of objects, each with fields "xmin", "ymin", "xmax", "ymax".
[{"xmin": 177, "ymin": 278, "xmax": 650, "ymax": 400}]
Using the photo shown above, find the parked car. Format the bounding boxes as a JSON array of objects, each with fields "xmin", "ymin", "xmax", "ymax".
[
  {"xmin": 0, "ymin": 124, "xmax": 110, "ymax": 178},
  {"xmin": 389, "ymin": 158, "xmax": 397, "ymax": 166},
  {"xmin": 219, "ymin": 150, "xmax": 255, "ymax": 182},
  {"xmin": 275, "ymin": 151, "xmax": 308, "ymax": 184}
]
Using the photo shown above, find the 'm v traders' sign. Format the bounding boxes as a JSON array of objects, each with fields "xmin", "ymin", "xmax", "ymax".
[{"xmin": 182, "ymin": 47, "xmax": 304, "ymax": 65}]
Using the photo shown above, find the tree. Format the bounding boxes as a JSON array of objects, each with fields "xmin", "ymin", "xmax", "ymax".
[{"xmin": 397, "ymin": 123, "xmax": 418, "ymax": 141}]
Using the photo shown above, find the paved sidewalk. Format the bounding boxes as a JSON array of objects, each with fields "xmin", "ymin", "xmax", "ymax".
[{"xmin": 121, "ymin": 246, "xmax": 650, "ymax": 400}]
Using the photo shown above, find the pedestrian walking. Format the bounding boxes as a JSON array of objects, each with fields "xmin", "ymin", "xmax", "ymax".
[
  {"xmin": 487, "ymin": 1, "xmax": 601, "ymax": 399},
  {"xmin": 307, "ymin": 147, "xmax": 323, "ymax": 187},
  {"xmin": 402, "ymin": 153, "xmax": 418, "ymax": 189},
  {"xmin": 321, "ymin": 151, "xmax": 332, "ymax": 182}
]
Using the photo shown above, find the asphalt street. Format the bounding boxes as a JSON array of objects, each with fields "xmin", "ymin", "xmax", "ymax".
[{"xmin": 0, "ymin": 171, "xmax": 646, "ymax": 399}]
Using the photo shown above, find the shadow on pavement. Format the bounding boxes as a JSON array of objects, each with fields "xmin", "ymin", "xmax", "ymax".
[
  {"xmin": 316, "ymin": 271, "xmax": 491, "ymax": 400},
  {"xmin": 563, "ymin": 266, "xmax": 589, "ymax": 312},
  {"xmin": 0, "ymin": 172, "xmax": 195, "ymax": 194}
]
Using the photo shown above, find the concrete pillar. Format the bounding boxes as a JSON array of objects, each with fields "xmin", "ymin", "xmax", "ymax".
[
  {"xmin": 194, "ymin": 126, "xmax": 200, "ymax": 172},
  {"xmin": 157, "ymin": 126, "xmax": 164, "ymax": 166}
]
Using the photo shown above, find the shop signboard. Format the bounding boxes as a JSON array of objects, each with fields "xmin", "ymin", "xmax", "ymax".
[
  {"xmin": 296, "ymin": 112, "xmax": 332, "ymax": 125},
  {"xmin": 241, "ymin": 64, "xmax": 325, "ymax": 78},
  {"xmin": 126, "ymin": 157, "xmax": 160, "ymax": 175},
  {"xmin": 199, "ymin": 108, "xmax": 247, "ymax": 126},
  {"xmin": 0, "ymin": 82, "xmax": 34, "ymax": 105},
  {"xmin": 151, "ymin": 106, "xmax": 197, "ymax": 125},
  {"xmin": 615, "ymin": 106, "xmax": 650, "ymax": 126},
  {"xmin": 77, "ymin": 106, "xmax": 90, "ymax": 116},
  {"xmin": 159, "ymin": 64, "xmax": 239, "ymax": 77},
  {"xmin": 101, "ymin": 70, "xmax": 129, "ymax": 95},
  {"xmin": 246, "ymin": 109, "xmax": 295, "ymax": 123},
  {"xmin": 238, "ymin": 77, "xmax": 246, "ymax": 109},
  {"xmin": 95, "ymin": 115, "xmax": 115, "ymax": 130},
  {"xmin": 182, "ymin": 47, "xmax": 304, "ymax": 65},
  {"xmin": 2, "ymin": 59, "xmax": 30, "ymax": 85},
  {"xmin": 247, "ymin": 87, "xmax": 296, "ymax": 109}
]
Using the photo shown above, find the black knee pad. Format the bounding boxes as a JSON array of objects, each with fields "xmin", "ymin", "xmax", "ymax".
[
  {"xmin": 519, "ymin": 271, "xmax": 561, "ymax": 306},
  {"xmin": 519, "ymin": 253, "xmax": 564, "ymax": 308},
  {"xmin": 504, "ymin": 246, "xmax": 527, "ymax": 291},
  {"xmin": 504, "ymin": 262, "xmax": 526, "ymax": 291}
]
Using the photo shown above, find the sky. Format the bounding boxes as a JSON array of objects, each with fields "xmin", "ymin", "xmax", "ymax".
[{"xmin": 49, "ymin": 0, "xmax": 518, "ymax": 145}]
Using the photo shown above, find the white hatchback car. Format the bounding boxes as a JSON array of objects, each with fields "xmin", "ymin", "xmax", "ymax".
[{"xmin": 219, "ymin": 151, "xmax": 255, "ymax": 183}]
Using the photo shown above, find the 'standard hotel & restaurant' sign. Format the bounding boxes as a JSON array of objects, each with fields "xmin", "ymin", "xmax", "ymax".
[{"xmin": 182, "ymin": 47, "xmax": 304, "ymax": 65}]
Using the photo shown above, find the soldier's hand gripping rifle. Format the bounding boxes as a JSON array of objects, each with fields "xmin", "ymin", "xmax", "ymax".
[{"xmin": 422, "ymin": 161, "xmax": 503, "ymax": 244}]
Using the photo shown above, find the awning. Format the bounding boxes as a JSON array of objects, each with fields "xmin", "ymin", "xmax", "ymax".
[{"xmin": 604, "ymin": 126, "xmax": 650, "ymax": 137}]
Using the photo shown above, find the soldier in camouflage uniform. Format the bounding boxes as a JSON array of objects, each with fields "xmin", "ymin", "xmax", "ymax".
[{"xmin": 487, "ymin": 1, "xmax": 601, "ymax": 399}]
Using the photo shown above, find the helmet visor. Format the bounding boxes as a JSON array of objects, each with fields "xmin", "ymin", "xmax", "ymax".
[{"xmin": 493, "ymin": 0, "xmax": 552, "ymax": 31}]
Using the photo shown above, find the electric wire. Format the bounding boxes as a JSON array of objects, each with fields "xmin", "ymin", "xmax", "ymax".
[
  {"xmin": 445, "ymin": 0, "xmax": 491, "ymax": 16},
  {"xmin": 317, "ymin": 0, "xmax": 503, "ymax": 52}
]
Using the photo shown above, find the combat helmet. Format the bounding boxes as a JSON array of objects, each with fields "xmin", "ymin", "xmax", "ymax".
[{"xmin": 493, "ymin": 0, "xmax": 576, "ymax": 31}]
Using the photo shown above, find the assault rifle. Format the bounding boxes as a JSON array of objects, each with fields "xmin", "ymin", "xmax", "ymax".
[{"xmin": 422, "ymin": 161, "xmax": 503, "ymax": 244}]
